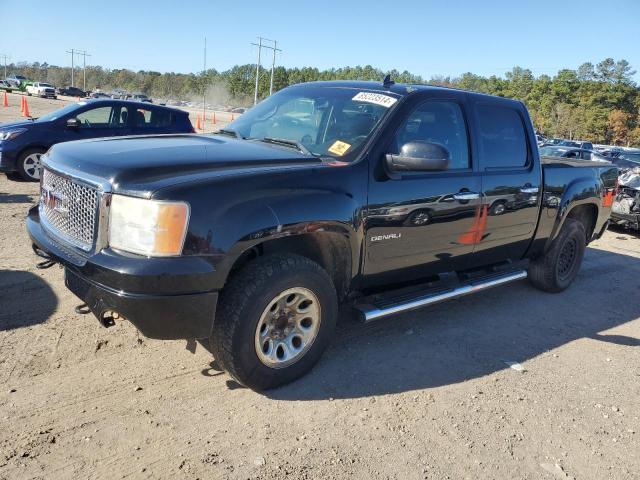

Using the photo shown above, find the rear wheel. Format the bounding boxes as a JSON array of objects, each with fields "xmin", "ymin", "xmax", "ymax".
[
  {"xmin": 210, "ymin": 254, "xmax": 338, "ymax": 390},
  {"xmin": 529, "ymin": 218, "xmax": 586, "ymax": 293},
  {"xmin": 17, "ymin": 148, "xmax": 46, "ymax": 181}
]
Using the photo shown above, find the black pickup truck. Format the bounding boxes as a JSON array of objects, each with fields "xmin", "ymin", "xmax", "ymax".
[{"xmin": 27, "ymin": 80, "xmax": 618, "ymax": 390}]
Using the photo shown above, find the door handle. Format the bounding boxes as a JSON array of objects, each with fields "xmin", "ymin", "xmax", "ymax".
[
  {"xmin": 520, "ymin": 186, "xmax": 539, "ymax": 194},
  {"xmin": 453, "ymin": 191, "xmax": 480, "ymax": 201}
]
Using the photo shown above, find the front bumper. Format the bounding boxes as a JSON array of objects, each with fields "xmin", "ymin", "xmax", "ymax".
[
  {"xmin": 27, "ymin": 206, "xmax": 219, "ymax": 339},
  {"xmin": 0, "ymin": 147, "xmax": 17, "ymax": 173}
]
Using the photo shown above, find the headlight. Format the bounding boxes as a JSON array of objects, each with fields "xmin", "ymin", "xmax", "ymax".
[
  {"xmin": 109, "ymin": 195, "xmax": 190, "ymax": 257},
  {"xmin": 0, "ymin": 128, "xmax": 27, "ymax": 141}
]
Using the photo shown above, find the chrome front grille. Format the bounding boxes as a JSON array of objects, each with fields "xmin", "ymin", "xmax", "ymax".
[{"xmin": 40, "ymin": 168, "xmax": 100, "ymax": 251}]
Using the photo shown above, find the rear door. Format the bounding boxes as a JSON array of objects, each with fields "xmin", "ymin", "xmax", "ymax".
[
  {"xmin": 471, "ymin": 100, "xmax": 542, "ymax": 264},
  {"xmin": 363, "ymin": 91, "xmax": 483, "ymax": 285},
  {"xmin": 131, "ymin": 105, "xmax": 180, "ymax": 134}
]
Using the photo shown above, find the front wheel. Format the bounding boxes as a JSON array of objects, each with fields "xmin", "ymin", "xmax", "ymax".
[
  {"xmin": 529, "ymin": 218, "xmax": 586, "ymax": 293},
  {"xmin": 17, "ymin": 148, "xmax": 46, "ymax": 181},
  {"xmin": 210, "ymin": 254, "xmax": 338, "ymax": 390}
]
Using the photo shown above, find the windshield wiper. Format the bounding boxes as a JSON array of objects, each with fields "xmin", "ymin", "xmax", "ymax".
[
  {"xmin": 260, "ymin": 137, "xmax": 314, "ymax": 156},
  {"xmin": 217, "ymin": 128, "xmax": 243, "ymax": 139}
]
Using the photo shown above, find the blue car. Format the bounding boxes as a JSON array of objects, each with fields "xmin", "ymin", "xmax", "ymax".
[{"xmin": 0, "ymin": 99, "xmax": 194, "ymax": 181}]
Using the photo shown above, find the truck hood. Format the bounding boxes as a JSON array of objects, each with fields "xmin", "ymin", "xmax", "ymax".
[{"xmin": 44, "ymin": 134, "xmax": 324, "ymax": 197}]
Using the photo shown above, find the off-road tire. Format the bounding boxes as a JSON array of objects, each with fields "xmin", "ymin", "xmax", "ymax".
[
  {"xmin": 529, "ymin": 218, "xmax": 586, "ymax": 293},
  {"xmin": 17, "ymin": 148, "xmax": 46, "ymax": 182},
  {"xmin": 210, "ymin": 254, "xmax": 338, "ymax": 391}
]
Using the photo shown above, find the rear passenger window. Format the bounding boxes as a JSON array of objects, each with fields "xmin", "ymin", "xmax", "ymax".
[
  {"xmin": 134, "ymin": 107, "xmax": 173, "ymax": 128},
  {"xmin": 476, "ymin": 105, "xmax": 528, "ymax": 169},
  {"xmin": 393, "ymin": 101, "xmax": 470, "ymax": 170}
]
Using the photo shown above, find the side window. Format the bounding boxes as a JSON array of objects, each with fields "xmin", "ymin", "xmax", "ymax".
[
  {"xmin": 134, "ymin": 107, "xmax": 173, "ymax": 128},
  {"xmin": 581, "ymin": 151, "xmax": 592, "ymax": 160},
  {"xmin": 76, "ymin": 106, "xmax": 126, "ymax": 129},
  {"xmin": 392, "ymin": 101, "xmax": 470, "ymax": 170},
  {"xmin": 476, "ymin": 104, "xmax": 528, "ymax": 169}
]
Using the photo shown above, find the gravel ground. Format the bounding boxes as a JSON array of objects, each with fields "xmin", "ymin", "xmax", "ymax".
[{"xmin": 1, "ymin": 106, "xmax": 640, "ymax": 479}]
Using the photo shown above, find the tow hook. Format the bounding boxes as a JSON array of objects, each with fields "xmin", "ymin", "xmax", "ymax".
[
  {"xmin": 99, "ymin": 310, "xmax": 121, "ymax": 328},
  {"xmin": 32, "ymin": 245, "xmax": 57, "ymax": 270}
]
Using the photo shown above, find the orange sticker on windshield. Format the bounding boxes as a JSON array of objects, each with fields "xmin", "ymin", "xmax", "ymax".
[{"xmin": 328, "ymin": 140, "xmax": 351, "ymax": 156}]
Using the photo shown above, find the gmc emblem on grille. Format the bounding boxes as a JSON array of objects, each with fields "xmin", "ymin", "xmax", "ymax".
[{"xmin": 42, "ymin": 186, "xmax": 69, "ymax": 215}]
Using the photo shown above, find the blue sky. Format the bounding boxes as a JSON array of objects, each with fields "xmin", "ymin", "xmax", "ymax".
[{"xmin": 1, "ymin": 0, "xmax": 639, "ymax": 80}]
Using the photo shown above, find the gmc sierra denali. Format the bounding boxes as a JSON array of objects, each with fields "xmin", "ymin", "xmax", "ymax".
[{"xmin": 27, "ymin": 79, "xmax": 618, "ymax": 390}]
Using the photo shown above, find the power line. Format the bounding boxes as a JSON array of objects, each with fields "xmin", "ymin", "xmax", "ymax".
[
  {"xmin": 0, "ymin": 54, "xmax": 9, "ymax": 80},
  {"xmin": 66, "ymin": 49, "xmax": 91, "ymax": 89},
  {"xmin": 77, "ymin": 50, "xmax": 91, "ymax": 92},
  {"xmin": 251, "ymin": 37, "xmax": 282, "ymax": 104}
]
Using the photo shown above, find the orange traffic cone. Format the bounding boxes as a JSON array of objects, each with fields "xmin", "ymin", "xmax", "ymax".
[
  {"xmin": 457, "ymin": 205, "xmax": 488, "ymax": 245},
  {"xmin": 20, "ymin": 95, "xmax": 25, "ymax": 113},
  {"xmin": 195, "ymin": 115, "xmax": 201, "ymax": 130},
  {"xmin": 23, "ymin": 97, "xmax": 30, "ymax": 117},
  {"xmin": 2, "ymin": 92, "xmax": 8, "ymax": 107},
  {"xmin": 212, "ymin": 112, "xmax": 216, "ymax": 124}
]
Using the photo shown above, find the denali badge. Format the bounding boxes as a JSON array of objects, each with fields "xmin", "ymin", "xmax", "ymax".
[
  {"xmin": 42, "ymin": 186, "xmax": 69, "ymax": 215},
  {"xmin": 371, "ymin": 233, "xmax": 402, "ymax": 242}
]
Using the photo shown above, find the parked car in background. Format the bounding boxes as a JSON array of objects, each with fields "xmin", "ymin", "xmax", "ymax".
[
  {"xmin": 557, "ymin": 140, "xmax": 594, "ymax": 150},
  {"xmin": 610, "ymin": 151, "xmax": 640, "ymax": 170},
  {"xmin": 5, "ymin": 75, "xmax": 28, "ymax": 88},
  {"xmin": 110, "ymin": 89, "xmax": 128, "ymax": 99},
  {"xmin": 57, "ymin": 86, "xmax": 86, "ymax": 97},
  {"xmin": 539, "ymin": 146, "xmax": 609, "ymax": 162},
  {"xmin": 0, "ymin": 80, "xmax": 13, "ymax": 93},
  {"xmin": 611, "ymin": 167, "xmax": 640, "ymax": 230},
  {"xmin": 0, "ymin": 99, "xmax": 194, "ymax": 181},
  {"xmin": 89, "ymin": 92, "xmax": 110, "ymax": 99},
  {"xmin": 26, "ymin": 82, "xmax": 57, "ymax": 99},
  {"xmin": 129, "ymin": 93, "xmax": 152, "ymax": 103}
]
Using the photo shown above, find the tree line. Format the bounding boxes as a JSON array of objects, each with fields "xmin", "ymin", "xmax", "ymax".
[{"xmin": 7, "ymin": 58, "xmax": 640, "ymax": 146}]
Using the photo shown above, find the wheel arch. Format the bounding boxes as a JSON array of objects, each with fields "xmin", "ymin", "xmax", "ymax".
[{"xmin": 225, "ymin": 230, "xmax": 355, "ymax": 302}]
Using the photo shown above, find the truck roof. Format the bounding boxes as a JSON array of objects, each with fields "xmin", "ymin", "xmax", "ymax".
[{"xmin": 292, "ymin": 80, "xmax": 524, "ymax": 107}]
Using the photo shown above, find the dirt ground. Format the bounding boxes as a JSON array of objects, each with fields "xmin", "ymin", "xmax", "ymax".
[
  {"xmin": 1, "ymin": 105, "xmax": 640, "ymax": 480},
  {"xmin": 0, "ymin": 91, "xmax": 233, "ymax": 133}
]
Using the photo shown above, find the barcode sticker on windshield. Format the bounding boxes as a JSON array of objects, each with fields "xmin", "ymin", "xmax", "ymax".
[
  {"xmin": 328, "ymin": 140, "xmax": 351, "ymax": 156},
  {"xmin": 352, "ymin": 92, "xmax": 397, "ymax": 108}
]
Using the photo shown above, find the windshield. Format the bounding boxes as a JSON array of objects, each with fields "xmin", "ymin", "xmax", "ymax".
[
  {"xmin": 225, "ymin": 86, "xmax": 399, "ymax": 158},
  {"xmin": 37, "ymin": 103, "xmax": 83, "ymax": 122},
  {"xmin": 40, "ymin": 83, "xmax": 53, "ymax": 88}
]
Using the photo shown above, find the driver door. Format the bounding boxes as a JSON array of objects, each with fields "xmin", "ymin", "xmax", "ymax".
[
  {"xmin": 62, "ymin": 103, "xmax": 132, "ymax": 142},
  {"xmin": 363, "ymin": 93, "xmax": 483, "ymax": 285}
]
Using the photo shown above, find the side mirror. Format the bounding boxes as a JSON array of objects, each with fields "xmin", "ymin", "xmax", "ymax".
[
  {"xmin": 385, "ymin": 141, "xmax": 450, "ymax": 173},
  {"xmin": 66, "ymin": 118, "xmax": 81, "ymax": 128}
]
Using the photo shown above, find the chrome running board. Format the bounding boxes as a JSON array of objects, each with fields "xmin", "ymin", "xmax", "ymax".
[{"xmin": 356, "ymin": 270, "xmax": 527, "ymax": 322}]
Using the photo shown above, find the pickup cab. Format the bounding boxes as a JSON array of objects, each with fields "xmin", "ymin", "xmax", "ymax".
[
  {"xmin": 27, "ymin": 80, "xmax": 618, "ymax": 390},
  {"xmin": 26, "ymin": 82, "xmax": 57, "ymax": 99}
]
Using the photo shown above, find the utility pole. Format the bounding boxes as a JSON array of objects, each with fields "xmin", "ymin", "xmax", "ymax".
[
  {"xmin": 252, "ymin": 37, "xmax": 263, "ymax": 105},
  {"xmin": 269, "ymin": 40, "xmax": 279, "ymax": 96},
  {"xmin": 203, "ymin": 36, "xmax": 206, "ymax": 127},
  {"xmin": 251, "ymin": 37, "xmax": 282, "ymax": 104},
  {"xmin": 0, "ymin": 54, "xmax": 9, "ymax": 80},
  {"xmin": 66, "ymin": 48, "xmax": 76, "ymax": 87},
  {"xmin": 78, "ymin": 50, "xmax": 91, "ymax": 92}
]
